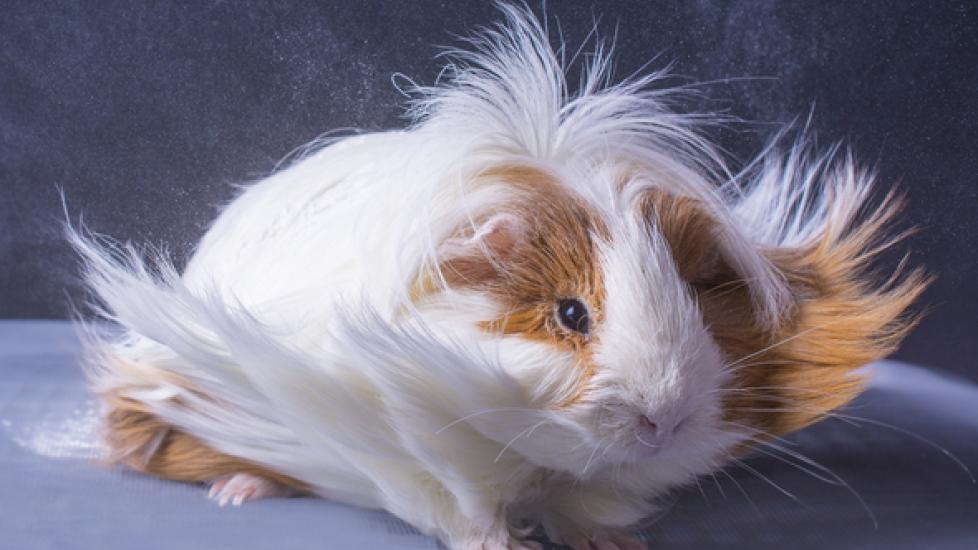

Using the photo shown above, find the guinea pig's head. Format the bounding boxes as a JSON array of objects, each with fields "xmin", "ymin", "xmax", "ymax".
[
  {"xmin": 402, "ymin": 4, "xmax": 926, "ymax": 479},
  {"xmin": 414, "ymin": 164, "xmax": 746, "ymax": 474},
  {"xmin": 411, "ymin": 160, "xmax": 925, "ymax": 479}
]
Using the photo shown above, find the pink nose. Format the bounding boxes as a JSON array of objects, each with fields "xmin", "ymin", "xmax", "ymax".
[{"xmin": 639, "ymin": 415, "xmax": 658, "ymax": 433}]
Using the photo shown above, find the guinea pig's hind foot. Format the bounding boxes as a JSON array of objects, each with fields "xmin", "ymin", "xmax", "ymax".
[{"xmin": 207, "ymin": 472, "xmax": 293, "ymax": 506}]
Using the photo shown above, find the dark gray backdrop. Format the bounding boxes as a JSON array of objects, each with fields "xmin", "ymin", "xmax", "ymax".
[{"xmin": 2, "ymin": 1, "xmax": 976, "ymax": 380}]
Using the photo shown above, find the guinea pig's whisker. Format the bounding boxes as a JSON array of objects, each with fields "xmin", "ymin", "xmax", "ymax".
[
  {"xmin": 697, "ymin": 278, "xmax": 751, "ymax": 299},
  {"xmin": 825, "ymin": 412, "xmax": 976, "ymax": 483},
  {"xmin": 691, "ymin": 471, "xmax": 710, "ymax": 504},
  {"xmin": 572, "ymin": 444, "xmax": 610, "ymax": 494},
  {"xmin": 727, "ymin": 455, "xmax": 804, "ymax": 507},
  {"xmin": 708, "ymin": 470, "xmax": 727, "ymax": 500},
  {"xmin": 720, "ymin": 359, "xmax": 802, "ymax": 376},
  {"xmin": 721, "ymin": 420, "xmax": 799, "ymax": 447},
  {"xmin": 570, "ymin": 438, "xmax": 592, "ymax": 453},
  {"xmin": 739, "ymin": 435, "xmax": 878, "ymax": 527},
  {"xmin": 724, "ymin": 410, "xmax": 974, "ymax": 523},
  {"xmin": 723, "ymin": 390, "xmax": 875, "ymax": 417},
  {"xmin": 723, "ymin": 357, "xmax": 802, "ymax": 371},
  {"xmin": 723, "ymin": 395, "xmax": 870, "ymax": 417},
  {"xmin": 715, "ymin": 385, "xmax": 840, "ymax": 396},
  {"xmin": 717, "ymin": 465, "xmax": 761, "ymax": 516},
  {"xmin": 711, "ymin": 385, "xmax": 844, "ymax": 401},
  {"xmin": 597, "ymin": 441, "xmax": 616, "ymax": 464},
  {"xmin": 722, "ymin": 391, "xmax": 866, "ymax": 414},
  {"xmin": 725, "ymin": 321, "xmax": 843, "ymax": 371},
  {"xmin": 726, "ymin": 406, "xmax": 833, "ymax": 415},
  {"xmin": 718, "ymin": 394, "xmax": 839, "ymax": 411},
  {"xmin": 743, "ymin": 441, "xmax": 842, "ymax": 486},
  {"xmin": 494, "ymin": 419, "xmax": 550, "ymax": 463},
  {"xmin": 581, "ymin": 438, "xmax": 608, "ymax": 476},
  {"xmin": 436, "ymin": 407, "xmax": 544, "ymax": 434},
  {"xmin": 754, "ymin": 438, "xmax": 852, "ymax": 489}
]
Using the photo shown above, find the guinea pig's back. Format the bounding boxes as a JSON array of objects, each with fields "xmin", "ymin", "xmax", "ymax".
[{"xmin": 182, "ymin": 131, "xmax": 409, "ymax": 329}]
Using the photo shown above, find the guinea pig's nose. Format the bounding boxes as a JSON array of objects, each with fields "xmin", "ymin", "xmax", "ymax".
[{"xmin": 639, "ymin": 415, "xmax": 658, "ymax": 434}]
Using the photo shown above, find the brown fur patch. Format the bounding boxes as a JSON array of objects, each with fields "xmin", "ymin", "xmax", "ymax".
[
  {"xmin": 414, "ymin": 165, "xmax": 609, "ymax": 399},
  {"xmin": 639, "ymin": 188, "xmax": 734, "ymax": 288},
  {"xmin": 654, "ymin": 190, "xmax": 930, "ymax": 439},
  {"xmin": 99, "ymin": 385, "xmax": 307, "ymax": 491}
]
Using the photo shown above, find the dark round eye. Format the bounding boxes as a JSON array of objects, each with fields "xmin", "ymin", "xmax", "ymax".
[{"xmin": 556, "ymin": 298, "xmax": 590, "ymax": 335}]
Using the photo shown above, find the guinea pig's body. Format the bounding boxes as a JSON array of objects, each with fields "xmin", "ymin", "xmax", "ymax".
[{"xmin": 71, "ymin": 6, "xmax": 926, "ymax": 550}]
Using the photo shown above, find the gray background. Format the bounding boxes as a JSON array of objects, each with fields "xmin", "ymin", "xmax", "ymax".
[{"xmin": 2, "ymin": 1, "xmax": 976, "ymax": 379}]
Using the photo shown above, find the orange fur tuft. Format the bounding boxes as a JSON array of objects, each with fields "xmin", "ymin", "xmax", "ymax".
[
  {"xmin": 710, "ymin": 192, "xmax": 928, "ymax": 437},
  {"xmin": 640, "ymin": 184, "xmax": 927, "ymax": 438}
]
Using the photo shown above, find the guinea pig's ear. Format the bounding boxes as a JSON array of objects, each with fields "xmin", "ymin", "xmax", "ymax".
[{"xmin": 434, "ymin": 213, "xmax": 529, "ymax": 288}]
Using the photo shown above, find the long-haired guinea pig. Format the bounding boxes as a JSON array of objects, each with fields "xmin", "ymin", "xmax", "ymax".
[{"xmin": 68, "ymin": 4, "xmax": 927, "ymax": 550}]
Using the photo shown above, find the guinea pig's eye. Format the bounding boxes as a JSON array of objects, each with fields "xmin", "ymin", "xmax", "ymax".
[{"xmin": 556, "ymin": 298, "xmax": 590, "ymax": 335}]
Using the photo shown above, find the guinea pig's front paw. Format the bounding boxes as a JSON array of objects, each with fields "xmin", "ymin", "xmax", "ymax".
[
  {"xmin": 556, "ymin": 530, "xmax": 647, "ymax": 550},
  {"xmin": 207, "ymin": 472, "xmax": 292, "ymax": 506}
]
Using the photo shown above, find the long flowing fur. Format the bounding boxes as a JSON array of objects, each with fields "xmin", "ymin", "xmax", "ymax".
[{"xmin": 68, "ymin": 4, "xmax": 925, "ymax": 548}]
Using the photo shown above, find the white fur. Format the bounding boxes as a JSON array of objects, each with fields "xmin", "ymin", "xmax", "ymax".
[{"xmin": 69, "ymin": 4, "xmax": 881, "ymax": 548}]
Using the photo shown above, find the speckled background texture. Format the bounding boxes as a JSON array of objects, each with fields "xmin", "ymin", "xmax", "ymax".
[{"xmin": 2, "ymin": 2, "xmax": 976, "ymax": 378}]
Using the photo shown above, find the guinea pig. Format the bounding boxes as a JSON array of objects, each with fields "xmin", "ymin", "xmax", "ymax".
[{"xmin": 68, "ymin": 4, "xmax": 927, "ymax": 550}]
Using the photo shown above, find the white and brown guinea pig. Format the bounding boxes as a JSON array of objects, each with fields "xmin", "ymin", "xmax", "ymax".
[{"xmin": 69, "ymin": 4, "xmax": 928, "ymax": 550}]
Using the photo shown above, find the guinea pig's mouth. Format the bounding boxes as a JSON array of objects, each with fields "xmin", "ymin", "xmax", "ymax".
[
  {"xmin": 582, "ymin": 400, "xmax": 716, "ymax": 467},
  {"xmin": 622, "ymin": 412, "xmax": 697, "ymax": 461},
  {"xmin": 632, "ymin": 423, "xmax": 673, "ymax": 458}
]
